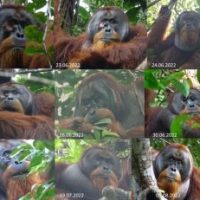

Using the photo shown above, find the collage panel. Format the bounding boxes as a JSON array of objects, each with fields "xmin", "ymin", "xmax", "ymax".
[
  {"xmin": 54, "ymin": 0, "xmax": 147, "ymax": 69},
  {"xmin": 0, "ymin": 70, "xmax": 55, "ymax": 139},
  {"xmin": 0, "ymin": 0, "xmax": 54, "ymax": 69},
  {"xmin": 0, "ymin": 139, "xmax": 54, "ymax": 200},
  {"xmin": 147, "ymin": 0, "xmax": 200, "ymax": 69},
  {"xmin": 136, "ymin": 138, "xmax": 200, "ymax": 200},
  {"xmin": 55, "ymin": 69, "xmax": 144, "ymax": 139},
  {"xmin": 55, "ymin": 138, "xmax": 132, "ymax": 200},
  {"xmin": 145, "ymin": 69, "xmax": 200, "ymax": 137}
]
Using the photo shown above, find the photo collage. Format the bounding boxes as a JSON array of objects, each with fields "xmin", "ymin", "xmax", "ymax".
[{"xmin": 0, "ymin": 0, "xmax": 200, "ymax": 200}]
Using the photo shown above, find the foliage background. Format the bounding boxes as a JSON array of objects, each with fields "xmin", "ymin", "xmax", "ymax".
[
  {"xmin": 69, "ymin": 0, "xmax": 146, "ymax": 36},
  {"xmin": 147, "ymin": 0, "xmax": 200, "ymax": 31},
  {"xmin": 55, "ymin": 139, "xmax": 131, "ymax": 166},
  {"xmin": 14, "ymin": 70, "xmax": 54, "ymax": 94}
]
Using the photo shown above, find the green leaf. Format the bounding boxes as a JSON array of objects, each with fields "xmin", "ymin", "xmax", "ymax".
[
  {"xmin": 33, "ymin": 0, "xmax": 46, "ymax": 9},
  {"xmin": 33, "ymin": 12, "xmax": 47, "ymax": 23},
  {"xmin": 170, "ymin": 114, "xmax": 190, "ymax": 137},
  {"xmin": 24, "ymin": 25, "xmax": 43, "ymax": 42},
  {"xmin": 126, "ymin": 7, "xmax": 140, "ymax": 22},
  {"xmin": 144, "ymin": 70, "xmax": 160, "ymax": 89},
  {"xmin": 30, "ymin": 154, "xmax": 43, "ymax": 168},
  {"xmin": 26, "ymin": 3, "xmax": 35, "ymax": 12},
  {"xmin": 79, "ymin": 6, "xmax": 91, "ymax": 21},
  {"xmin": 101, "ymin": 129, "xmax": 119, "ymax": 138},
  {"xmin": 94, "ymin": 118, "xmax": 112, "ymax": 125},
  {"xmin": 11, "ymin": 143, "xmax": 32, "ymax": 161},
  {"xmin": 19, "ymin": 194, "xmax": 32, "ymax": 200},
  {"xmin": 171, "ymin": 79, "xmax": 190, "ymax": 97},
  {"xmin": 25, "ymin": 46, "xmax": 45, "ymax": 55},
  {"xmin": 33, "ymin": 140, "xmax": 46, "ymax": 150}
]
